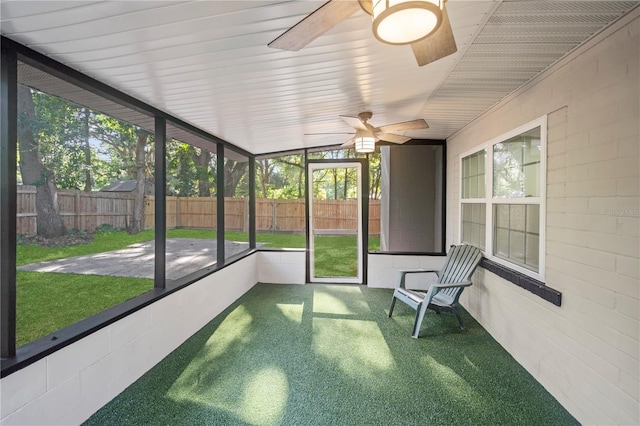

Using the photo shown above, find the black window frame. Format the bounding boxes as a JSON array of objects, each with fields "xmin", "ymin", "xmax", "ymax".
[
  {"xmin": 0, "ymin": 37, "xmax": 256, "ymax": 377},
  {"xmin": 0, "ymin": 37, "xmax": 449, "ymax": 378}
]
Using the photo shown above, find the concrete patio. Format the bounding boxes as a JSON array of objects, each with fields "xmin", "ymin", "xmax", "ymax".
[{"xmin": 18, "ymin": 239, "xmax": 252, "ymax": 281}]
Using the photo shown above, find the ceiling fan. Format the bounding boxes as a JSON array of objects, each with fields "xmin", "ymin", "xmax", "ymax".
[
  {"xmin": 309, "ymin": 111, "xmax": 428, "ymax": 153},
  {"xmin": 268, "ymin": 0, "xmax": 457, "ymax": 66}
]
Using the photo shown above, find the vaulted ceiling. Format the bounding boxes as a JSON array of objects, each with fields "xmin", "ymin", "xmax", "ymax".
[{"xmin": 1, "ymin": 0, "xmax": 638, "ymax": 154}]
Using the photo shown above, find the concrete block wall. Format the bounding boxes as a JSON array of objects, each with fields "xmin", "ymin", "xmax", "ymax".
[
  {"xmin": 0, "ymin": 255, "xmax": 258, "ymax": 426},
  {"xmin": 367, "ymin": 254, "xmax": 446, "ymax": 290},
  {"xmin": 448, "ymin": 11, "xmax": 639, "ymax": 425},
  {"xmin": 257, "ymin": 250, "xmax": 306, "ymax": 284}
]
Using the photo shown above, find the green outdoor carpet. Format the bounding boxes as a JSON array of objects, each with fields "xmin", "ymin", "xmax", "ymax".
[{"xmin": 85, "ymin": 283, "xmax": 578, "ymax": 426}]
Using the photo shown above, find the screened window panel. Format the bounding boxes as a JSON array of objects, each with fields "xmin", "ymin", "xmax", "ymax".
[
  {"xmin": 224, "ymin": 148, "xmax": 250, "ymax": 261},
  {"xmin": 254, "ymin": 152, "xmax": 306, "ymax": 249}
]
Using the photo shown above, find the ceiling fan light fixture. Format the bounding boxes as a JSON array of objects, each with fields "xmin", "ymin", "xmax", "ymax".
[
  {"xmin": 372, "ymin": 0, "xmax": 443, "ymax": 45},
  {"xmin": 354, "ymin": 129, "xmax": 376, "ymax": 153}
]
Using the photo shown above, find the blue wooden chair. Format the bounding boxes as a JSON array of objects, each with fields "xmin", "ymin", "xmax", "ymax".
[{"xmin": 388, "ymin": 244, "xmax": 483, "ymax": 338}]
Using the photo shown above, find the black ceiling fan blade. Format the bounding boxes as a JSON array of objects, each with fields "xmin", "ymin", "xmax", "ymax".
[
  {"xmin": 268, "ymin": 0, "xmax": 361, "ymax": 51},
  {"xmin": 411, "ymin": 4, "xmax": 457, "ymax": 66}
]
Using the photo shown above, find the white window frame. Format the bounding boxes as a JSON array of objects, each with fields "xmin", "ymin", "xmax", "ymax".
[{"xmin": 459, "ymin": 116, "xmax": 547, "ymax": 281}]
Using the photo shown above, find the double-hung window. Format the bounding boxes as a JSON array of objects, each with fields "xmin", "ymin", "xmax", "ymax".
[{"xmin": 460, "ymin": 117, "xmax": 546, "ymax": 280}]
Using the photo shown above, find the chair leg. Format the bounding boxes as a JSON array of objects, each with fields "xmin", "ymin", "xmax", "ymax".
[
  {"xmin": 411, "ymin": 302, "xmax": 428, "ymax": 338},
  {"xmin": 389, "ymin": 296, "xmax": 397, "ymax": 318},
  {"xmin": 452, "ymin": 305, "xmax": 465, "ymax": 330}
]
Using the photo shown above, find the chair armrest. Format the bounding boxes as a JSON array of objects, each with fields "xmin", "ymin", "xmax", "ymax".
[{"xmin": 397, "ymin": 269, "xmax": 440, "ymax": 289}]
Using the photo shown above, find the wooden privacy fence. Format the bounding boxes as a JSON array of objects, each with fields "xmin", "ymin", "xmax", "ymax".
[
  {"xmin": 17, "ymin": 186, "xmax": 134, "ymax": 236},
  {"xmin": 17, "ymin": 186, "xmax": 380, "ymax": 236},
  {"xmin": 147, "ymin": 197, "xmax": 381, "ymax": 235}
]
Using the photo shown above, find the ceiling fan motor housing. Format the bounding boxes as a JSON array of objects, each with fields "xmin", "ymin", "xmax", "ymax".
[
  {"xmin": 371, "ymin": 0, "xmax": 444, "ymax": 46},
  {"xmin": 358, "ymin": 111, "xmax": 373, "ymax": 122}
]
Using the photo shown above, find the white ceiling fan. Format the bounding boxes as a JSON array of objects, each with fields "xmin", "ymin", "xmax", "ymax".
[
  {"xmin": 268, "ymin": 0, "xmax": 457, "ymax": 67},
  {"xmin": 308, "ymin": 111, "xmax": 428, "ymax": 152}
]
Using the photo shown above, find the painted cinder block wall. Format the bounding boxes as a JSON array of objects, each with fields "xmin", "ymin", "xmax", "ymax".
[
  {"xmin": 448, "ymin": 11, "xmax": 639, "ymax": 425},
  {"xmin": 0, "ymin": 255, "xmax": 258, "ymax": 425}
]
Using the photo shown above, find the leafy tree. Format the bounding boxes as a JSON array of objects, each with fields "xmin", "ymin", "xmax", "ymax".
[
  {"xmin": 130, "ymin": 131, "xmax": 150, "ymax": 234},
  {"xmin": 165, "ymin": 141, "xmax": 216, "ymax": 197},
  {"xmin": 223, "ymin": 158, "xmax": 248, "ymax": 197},
  {"xmin": 17, "ymin": 85, "xmax": 67, "ymax": 238},
  {"xmin": 167, "ymin": 141, "xmax": 197, "ymax": 197},
  {"xmin": 369, "ymin": 151, "xmax": 382, "ymax": 199},
  {"xmin": 91, "ymin": 113, "xmax": 153, "ymax": 234},
  {"xmin": 256, "ymin": 158, "xmax": 275, "ymax": 198},
  {"xmin": 255, "ymin": 155, "xmax": 304, "ymax": 199},
  {"xmin": 30, "ymin": 91, "xmax": 94, "ymax": 191},
  {"xmin": 192, "ymin": 147, "xmax": 213, "ymax": 197},
  {"xmin": 274, "ymin": 155, "xmax": 304, "ymax": 198}
]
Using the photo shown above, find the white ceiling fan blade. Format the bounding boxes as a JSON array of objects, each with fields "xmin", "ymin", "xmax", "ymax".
[
  {"xmin": 377, "ymin": 133, "xmax": 411, "ymax": 144},
  {"xmin": 376, "ymin": 119, "xmax": 428, "ymax": 133},
  {"xmin": 268, "ymin": 0, "xmax": 361, "ymax": 51},
  {"xmin": 410, "ymin": 4, "xmax": 457, "ymax": 66},
  {"xmin": 340, "ymin": 137, "xmax": 355, "ymax": 147},
  {"xmin": 305, "ymin": 132, "xmax": 354, "ymax": 135},
  {"xmin": 340, "ymin": 115, "xmax": 368, "ymax": 130}
]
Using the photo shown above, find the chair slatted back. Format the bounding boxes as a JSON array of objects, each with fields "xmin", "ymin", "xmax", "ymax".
[
  {"xmin": 433, "ymin": 245, "xmax": 483, "ymax": 304},
  {"xmin": 438, "ymin": 245, "xmax": 483, "ymax": 286}
]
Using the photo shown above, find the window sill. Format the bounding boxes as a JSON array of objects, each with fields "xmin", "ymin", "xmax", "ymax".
[{"xmin": 480, "ymin": 258, "xmax": 562, "ymax": 306}]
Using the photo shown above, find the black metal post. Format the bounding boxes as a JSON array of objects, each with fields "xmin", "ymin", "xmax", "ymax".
[
  {"xmin": 217, "ymin": 144, "xmax": 225, "ymax": 266},
  {"xmin": 304, "ymin": 150, "xmax": 310, "ymax": 283},
  {"xmin": 362, "ymin": 158, "xmax": 369, "ymax": 285},
  {"xmin": 441, "ymin": 142, "xmax": 447, "ymax": 254},
  {"xmin": 1, "ymin": 42, "xmax": 18, "ymax": 359},
  {"xmin": 154, "ymin": 116, "xmax": 166, "ymax": 289},
  {"xmin": 249, "ymin": 156, "xmax": 256, "ymax": 249}
]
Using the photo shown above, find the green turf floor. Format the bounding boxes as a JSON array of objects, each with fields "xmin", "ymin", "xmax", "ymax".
[{"xmin": 85, "ymin": 284, "xmax": 577, "ymax": 426}]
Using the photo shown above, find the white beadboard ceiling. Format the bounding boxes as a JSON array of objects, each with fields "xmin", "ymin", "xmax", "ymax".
[{"xmin": 1, "ymin": 0, "xmax": 638, "ymax": 155}]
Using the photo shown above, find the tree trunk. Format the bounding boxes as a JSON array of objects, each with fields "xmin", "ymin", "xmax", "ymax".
[
  {"xmin": 224, "ymin": 160, "xmax": 248, "ymax": 197},
  {"xmin": 129, "ymin": 131, "xmax": 148, "ymax": 234},
  {"xmin": 17, "ymin": 85, "xmax": 67, "ymax": 238},
  {"xmin": 257, "ymin": 159, "xmax": 272, "ymax": 198},
  {"xmin": 192, "ymin": 149, "xmax": 211, "ymax": 197},
  {"xmin": 343, "ymin": 168, "xmax": 348, "ymax": 199},
  {"xmin": 82, "ymin": 108, "xmax": 92, "ymax": 191},
  {"xmin": 371, "ymin": 166, "xmax": 381, "ymax": 199}
]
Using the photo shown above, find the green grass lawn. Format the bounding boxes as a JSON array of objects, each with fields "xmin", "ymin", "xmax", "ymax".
[
  {"xmin": 17, "ymin": 228, "xmax": 376, "ymax": 265},
  {"xmin": 313, "ymin": 236, "xmax": 358, "ymax": 277},
  {"xmin": 16, "ymin": 228, "xmax": 377, "ymax": 347},
  {"xmin": 16, "ymin": 271, "xmax": 152, "ymax": 347}
]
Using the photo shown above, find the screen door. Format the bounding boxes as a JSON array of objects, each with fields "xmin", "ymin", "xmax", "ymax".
[{"xmin": 308, "ymin": 162, "xmax": 363, "ymax": 283}]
